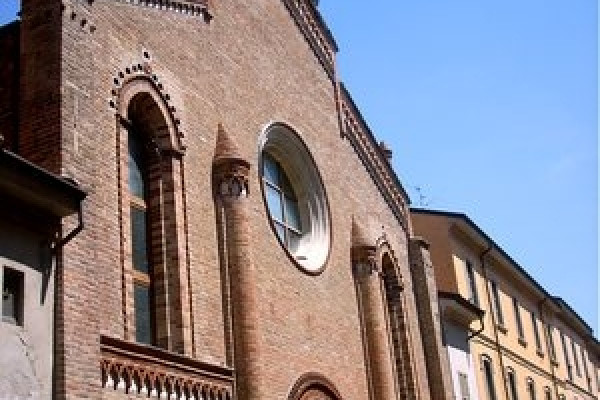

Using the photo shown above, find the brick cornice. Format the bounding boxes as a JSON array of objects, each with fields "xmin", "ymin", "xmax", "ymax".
[
  {"xmin": 340, "ymin": 84, "xmax": 411, "ymax": 233},
  {"xmin": 282, "ymin": 0, "xmax": 337, "ymax": 80}
]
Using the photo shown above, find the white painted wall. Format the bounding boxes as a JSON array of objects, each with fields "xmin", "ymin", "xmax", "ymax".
[
  {"xmin": 444, "ymin": 320, "xmax": 481, "ymax": 400},
  {"xmin": 0, "ymin": 219, "xmax": 54, "ymax": 400}
]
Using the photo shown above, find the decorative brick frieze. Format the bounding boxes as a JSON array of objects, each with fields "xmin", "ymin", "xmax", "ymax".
[
  {"xmin": 113, "ymin": 0, "xmax": 212, "ymax": 22},
  {"xmin": 282, "ymin": 0, "xmax": 338, "ymax": 80},
  {"xmin": 341, "ymin": 84, "xmax": 411, "ymax": 233},
  {"xmin": 100, "ymin": 335, "xmax": 233, "ymax": 399}
]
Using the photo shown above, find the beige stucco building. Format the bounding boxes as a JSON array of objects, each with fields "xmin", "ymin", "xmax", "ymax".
[{"xmin": 411, "ymin": 208, "xmax": 600, "ymax": 400}]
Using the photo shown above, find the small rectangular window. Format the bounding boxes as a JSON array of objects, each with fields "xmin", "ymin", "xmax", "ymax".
[
  {"xmin": 2, "ymin": 267, "xmax": 24, "ymax": 326},
  {"xmin": 560, "ymin": 331, "xmax": 573, "ymax": 381},
  {"xmin": 490, "ymin": 280, "xmax": 504, "ymax": 326},
  {"xmin": 531, "ymin": 312, "xmax": 542, "ymax": 351},
  {"xmin": 572, "ymin": 339, "xmax": 581, "ymax": 377},
  {"xmin": 458, "ymin": 372, "xmax": 470, "ymax": 400},
  {"xmin": 527, "ymin": 379, "xmax": 536, "ymax": 400},
  {"xmin": 513, "ymin": 298, "xmax": 524, "ymax": 340},
  {"xmin": 507, "ymin": 369, "xmax": 519, "ymax": 400},
  {"xmin": 483, "ymin": 357, "xmax": 497, "ymax": 400},
  {"xmin": 547, "ymin": 325, "xmax": 557, "ymax": 361},
  {"xmin": 466, "ymin": 260, "xmax": 479, "ymax": 306},
  {"xmin": 581, "ymin": 347, "xmax": 590, "ymax": 390},
  {"xmin": 544, "ymin": 387, "xmax": 552, "ymax": 400}
]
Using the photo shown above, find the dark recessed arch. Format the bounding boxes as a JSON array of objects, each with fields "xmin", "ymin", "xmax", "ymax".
[{"xmin": 287, "ymin": 373, "xmax": 342, "ymax": 400}]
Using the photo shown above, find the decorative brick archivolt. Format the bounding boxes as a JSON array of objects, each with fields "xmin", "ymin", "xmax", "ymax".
[
  {"xmin": 100, "ymin": 336, "xmax": 233, "ymax": 399},
  {"xmin": 340, "ymin": 85, "xmax": 411, "ymax": 233},
  {"xmin": 110, "ymin": 55, "xmax": 186, "ymax": 152}
]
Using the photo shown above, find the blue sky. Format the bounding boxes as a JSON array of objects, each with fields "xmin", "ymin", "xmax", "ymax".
[
  {"xmin": 318, "ymin": 1, "xmax": 598, "ymax": 333},
  {"xmin": 0, "ymin": 2, "xmax": 597, "ymax": 333}
]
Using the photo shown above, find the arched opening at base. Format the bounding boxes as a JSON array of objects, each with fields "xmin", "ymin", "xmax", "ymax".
[{"xmin": 288, "ymin": 373, "xmax": 341, "ymax": 400}]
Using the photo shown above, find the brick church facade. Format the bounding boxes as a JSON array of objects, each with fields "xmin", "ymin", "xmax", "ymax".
[{"xmin": 0, "ymin": 1, "xmax": 452, "ymax": 399}]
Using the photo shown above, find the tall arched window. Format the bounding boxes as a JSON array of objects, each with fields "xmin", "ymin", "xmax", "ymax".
[
  {"xmin": 506, "ymin": 367, "xmax": 519, "ymax": 400},
  {"xmin": 482, "ymin": 355, "xmax": 497, "ymax": 400},
  {"xmin": 526, "ymin": 377, "xmax": 536, "ymax": 400},
  {"xmin": 543, "ymin": 386, "xmax": 552, "ymax": 400},
  {"xmin": 128, "ymin": 128, "xmax": 153, "ymax": 345},
  {"xmin": 118, "ymin": 78, "xmax": 191, "ymax": 354}
]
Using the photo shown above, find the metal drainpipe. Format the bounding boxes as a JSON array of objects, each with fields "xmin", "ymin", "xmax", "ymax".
[{"xmin": 480, "ymin": 243, "xmax": 511, "ymax": 400}]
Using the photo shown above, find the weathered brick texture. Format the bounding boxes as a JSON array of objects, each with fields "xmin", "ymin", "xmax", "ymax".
[{"xmin": 10, "ymin": 0, "xmax": 440, "ymax": 398}]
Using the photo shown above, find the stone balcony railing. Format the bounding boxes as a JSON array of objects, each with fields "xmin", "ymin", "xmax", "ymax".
[{"xmin": 100, "ymin": 335, "xmax": 234, "ymax": 399}]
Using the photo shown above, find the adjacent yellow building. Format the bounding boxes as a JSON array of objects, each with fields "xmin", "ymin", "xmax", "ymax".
[{"xmin": 411, "ymin": 208, "xmax": 599, "ymax": 400}]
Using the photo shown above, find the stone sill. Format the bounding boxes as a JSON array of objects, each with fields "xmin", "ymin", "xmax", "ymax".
[{"xmin": 518, "ymin": 337, "xmax": 528, "ymax": 347}]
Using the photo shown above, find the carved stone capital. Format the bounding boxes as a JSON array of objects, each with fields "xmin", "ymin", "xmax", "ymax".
[
  {"xmin": 352, "ymin": 246, "xmax": 379, "ymax": 278},
  {"xmin": 213, "ymin": 160, "xmax": 250, "ymax": 199}
]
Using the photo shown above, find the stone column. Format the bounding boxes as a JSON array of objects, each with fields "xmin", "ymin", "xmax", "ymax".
[
  {"xmin": 352, "ymin": 242, "xmax": 398, "ymax": 400},
  {"xmin": 213, "ymin": 124, "xmax": 261, "ymax": 400}
]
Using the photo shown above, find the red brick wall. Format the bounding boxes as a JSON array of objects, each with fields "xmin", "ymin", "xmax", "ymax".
[
  {"xmin": 0, "ymin": 21, "xmax": 19, "ymax": 151},
  {"xmin": 17, "ymin": 0, "xmax": 430, "ymax": 398}
]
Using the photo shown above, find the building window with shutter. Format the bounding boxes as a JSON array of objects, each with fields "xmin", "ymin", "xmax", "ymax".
[
  {"xmin": 526, "ymin": 377, "xmax": 536, "ymax": 400},
  {"xmin": 506, "ymin": 367, "xmax": 519, "ymax": 400},
  {"xmin": 570, "ymin": 339, "xmax": 581, "ymax": 377},
  {"xmin": 547, "ymin": 324, "xmax": 557, "ymax": 362},
  {"xmin": 482, "ymin": 355, "xmax": 497, "ymax": 400},
  {"xmin": 466, "ymin": 260, "xmax": 479, "ymax": 306},
  {"xmin": 531, "ymin": 312, "xmax": 542, "ymax": 353},
  {"xmin": 513, "ymin": 298, "xmax": 525, "ymax": 342},
  {"xmin": 560, "ymin": 331, "xmax": 573, "ymax": 381},
  {"xmin": 490, "ymin": 280, "xmax": 504, "ymax": 327},
  {"xmin": 543, "ymin": 386, "xmax": 552, "ymax": 400}
]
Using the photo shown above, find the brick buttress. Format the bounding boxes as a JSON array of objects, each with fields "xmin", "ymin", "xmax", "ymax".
[
  {"xmin": 213, "ymin": 124, "xmax": 262, "ymax": 400},
  {"xmin": 352, "ymin": 221, "xmax": 398, "ymax": 400}
]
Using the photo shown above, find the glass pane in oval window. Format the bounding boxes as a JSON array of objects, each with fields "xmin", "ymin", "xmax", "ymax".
[
  {"xmin": 279, "ymin": 168, "xmax": 296, "ymax": 198},
  {"xmin": 131, "ymin": 206, "xmax": 149, "ymax": 273},
  {"xmin": 265, "ymin": 184, "xmax": 283, "ymax": 222},
  {"xmin": 288, "ymin": 230, "xmax": 301, "ymax": 253},
  {"xmin": 274, "ymin": 221, "xmax": 286, "ymax": 244},
  {"xmin": 128, "ymin": 131, "xmax": 145, "ymax": 198},
  {"xmin": 263, "ymin": 154, "xmax": 280, "ymax": 186},
  {"xmin": 284, "ymin": 196, "xmax": 301, "ymax": 231}
]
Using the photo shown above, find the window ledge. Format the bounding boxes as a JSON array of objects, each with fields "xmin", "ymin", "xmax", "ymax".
[
  {"xmin": 518, "ymin": 337, "xmax": 528, "ymax": 347},
  {"xmin": 551, "ymin": 358, "xmax": 559, "ymax": 367},
  {"xmin": 496, "ymin": 323, "xmax": 508, "ymax": 334}
]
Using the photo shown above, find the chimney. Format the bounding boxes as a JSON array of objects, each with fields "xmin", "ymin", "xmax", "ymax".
[{"xmin": 379, "ymin": 141, "xmax": 392, "ymax": 161}]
